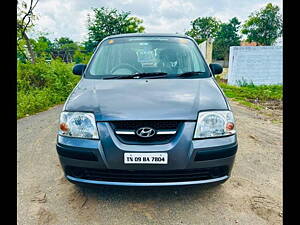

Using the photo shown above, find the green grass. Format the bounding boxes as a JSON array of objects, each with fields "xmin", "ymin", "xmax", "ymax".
[{"xmin": 216, "ymin": 78, "xmax": 283, "ymax": 110}]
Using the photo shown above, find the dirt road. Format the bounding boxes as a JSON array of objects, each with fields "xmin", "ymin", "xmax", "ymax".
[{"xmin": 17, "ymin": 101, "xmax": 282, "ymax": 225}]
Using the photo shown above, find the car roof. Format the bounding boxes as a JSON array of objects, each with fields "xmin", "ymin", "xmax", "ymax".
[{"xmin": 103, "ymin": 33, "xmax": 192, "ymax": 40}]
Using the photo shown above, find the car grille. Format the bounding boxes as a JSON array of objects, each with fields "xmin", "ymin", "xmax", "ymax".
[
  {"xmin": 109, "ymin": 121, "xmax": 182, "ymax": 144},
  {"xmin": 65, "ymin": 166, "xmax": 229, "ymax": 183}
]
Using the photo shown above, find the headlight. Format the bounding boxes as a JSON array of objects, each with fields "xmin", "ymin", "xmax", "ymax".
[
  {"xmin": 59, "ymin": 112, "xmax": 99, "ymax": 139},
  {"xmin": 193, "ymin": 111, "xmax": 235, "ymax": 139}
]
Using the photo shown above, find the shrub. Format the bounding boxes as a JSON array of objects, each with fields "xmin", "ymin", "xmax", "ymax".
[
  {"xmin": 73, "ymin": 50, "xmax": 92, "ymax": 64},
  {"xmin": 17, "ymin": 58, "xmax": 81, "ymax": 119}
]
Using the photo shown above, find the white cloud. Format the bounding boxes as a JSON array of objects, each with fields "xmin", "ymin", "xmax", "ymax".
[{"xmin": 26, "ymin": 0, "xmax": 282, "ymax": 42}]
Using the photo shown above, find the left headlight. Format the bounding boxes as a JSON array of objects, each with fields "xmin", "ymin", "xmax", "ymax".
[
  {"xmin": 59, "ymin": 112, "xmax": 99, "ymax": 139},
  {"xmin": 193, "ymin": 111, "xmax": 236, "ymax": 139}
]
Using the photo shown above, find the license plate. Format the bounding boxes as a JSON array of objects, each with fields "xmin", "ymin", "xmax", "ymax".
[{"xmin": 124, "ymin": 153, "xmax": 168, "ymax": 164}]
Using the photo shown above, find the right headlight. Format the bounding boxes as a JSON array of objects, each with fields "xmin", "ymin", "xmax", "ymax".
[
  {"xmin": 59, "ymin": 112, "xmax": 99, "ymax": 139},
  {"xmin": 193, "ymin": 111, "xmax": 236, "ymax": 139}
]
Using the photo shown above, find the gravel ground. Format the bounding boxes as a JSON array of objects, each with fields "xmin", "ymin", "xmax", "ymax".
[{"xmin": 17, "ymin": 101, "xmax": 282, "ymax": 225}]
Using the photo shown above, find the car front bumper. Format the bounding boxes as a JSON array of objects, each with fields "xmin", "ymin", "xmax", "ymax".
[
  {"xmin": 56, "ymin": 122, "xmax": 238, "ymax": 186},
  {"xmin": 66, "ymin": 174, "xmax": 229, "ymax": 186}
]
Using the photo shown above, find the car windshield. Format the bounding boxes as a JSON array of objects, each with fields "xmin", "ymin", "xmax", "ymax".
[{"xmin": 87, "ymin": 36, "xmax": 210, "ymax": 78}]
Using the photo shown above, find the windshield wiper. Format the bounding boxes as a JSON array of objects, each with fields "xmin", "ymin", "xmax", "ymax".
[
  {"xmin": 176, "ymin": 71, "xmax": 205, "ymax": 78},
  {"xmin": 103, "ymin": 72, "xmax": 168, "ymax": 80}
]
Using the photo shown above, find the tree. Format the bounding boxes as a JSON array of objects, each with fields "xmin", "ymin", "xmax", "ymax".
[
  {"xmin": 17, "ymin": 0, "xmax": 39, "ymax": 63},
  {"xmin": 185, "ymin": 17, "xmax": 220, "ymax": 43},
  {"xmin": 32, "ymin": 36, "xmax": 53, "ymax": 58},
  {"xmin": 83, "ymin": 40, "xmax": 96, "ymax": 53},
  {"xmin": 51, "ymin": 37, "xmax": 80, "ymax": 62},
  {"xmin": 241, "ymin": 3, "xmax": 282, "ymax": 46},
  {"xmin": 17, "ymin": 38, "xmax": 29, "ymax": 63},
  {"xmin": 53, "ymin": 37, "xmax": 77, "ymax": 51},
  {"xmin": 73, "ymin": 48, "xmax": 92, "ymax": 64},
  {"xmin": 213, "ymin": 17, "xmax": 241, "ymax": 67},
  {"xmin": 84, "ymin": 7, "xmax": 145, "ymax": 51}
]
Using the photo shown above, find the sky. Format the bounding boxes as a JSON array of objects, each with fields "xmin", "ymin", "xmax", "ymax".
[{"xmin": 27, "ymin": 0, "xmax": 283, "ymax": 43}]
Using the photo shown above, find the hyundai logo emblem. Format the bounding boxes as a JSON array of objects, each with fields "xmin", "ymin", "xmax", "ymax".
[{"xmin": 136, "ymin": 127, "xmax": 156, "ymax": 138}]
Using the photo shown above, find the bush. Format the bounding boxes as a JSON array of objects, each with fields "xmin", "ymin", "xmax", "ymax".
[
  {"xmin": 73, "ymin": 50, "xmax": 92, "ymax": 64},
  {"xmin": 17, "ymin": 58, "xmax": 81, "ymax": 119}
]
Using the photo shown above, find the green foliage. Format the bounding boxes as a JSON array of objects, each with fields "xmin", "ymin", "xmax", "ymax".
[
  {"xmin": 17, "ymin": 59, "xmax": 80, "ymax": 119},
  {"xmin": 236, "ymin": 78, "xmax": 255, "ymax": 87},
  {"xmin": 126, "ymin": 17, "xmax": 145, "ymax": 33},
  {"xmin": 32, "ymin": 36, "xmax": 53, "ymax": 58},
  {"xmin": 51, "ymin": 37, "xmax": 80, "ymax": 62},
  {"xmin": 213, "ymin": 17, "xmax": 241, "ymax": 61},
  {"xmin": 241, "ymin": 3, "xmax": 282, "ymax": 46},
  {"xmin": 83, "ymin": 40, "xmax": 96, "ymax": 53},
  {"xmin": 17, "ymin": 38, "xmax": 29, "ymax": 63},
  {"xmin": 18, "ymin": 32, "xmax": 92, "ymax": 67},
  {"xmin": 217, "ymin": 79, "xmax": 282, "ymax": 103},
  {"xmin": 85, "ymin": 7, "xmax": 145, "ymax": 51},
  {"xmin": 185, "ymin": 17, "xmax": 220, "ymax": 42},
  {"xmin": 53, "ymin": 37, "xmax": 78, "ymax": 51},
  {"xmin": 30, "ymin": 35, "xmax": 92, "ymax": 63},
  {"xmin": 73, "ymin": 50, "xmax": 92, "ymax": 64},
  {"xmin": 17, "ymin": 88, "xmax": 64, "ymax": 119}
]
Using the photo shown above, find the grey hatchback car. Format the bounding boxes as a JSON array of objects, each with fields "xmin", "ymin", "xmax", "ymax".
[{"xmin": 56, "ymin": 33, "xmax": 238, "ymax": 187}]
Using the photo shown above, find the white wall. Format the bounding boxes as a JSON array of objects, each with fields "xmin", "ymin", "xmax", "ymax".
[{"xmin": 227, "ymin": 46, "xmax": 283, "ymax": 86}]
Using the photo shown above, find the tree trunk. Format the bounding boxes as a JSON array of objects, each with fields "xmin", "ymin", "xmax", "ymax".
[{"xmin": 23, "ymin": 31, "xmax": 35, "ymax": 64}]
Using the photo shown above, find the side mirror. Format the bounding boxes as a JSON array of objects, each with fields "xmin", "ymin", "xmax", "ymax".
[
  {"xmin": 72, "ymin": 64, "xmax": 87, "ymax": 75},
  {"xmin": 209, "ymin": 63, "xmax": 223, "ymax": 75}
]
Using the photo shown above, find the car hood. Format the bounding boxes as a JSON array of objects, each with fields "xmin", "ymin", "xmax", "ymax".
[{"xmin": 64, "ymin": 78, "xmax": 228, "ymax": 121}]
